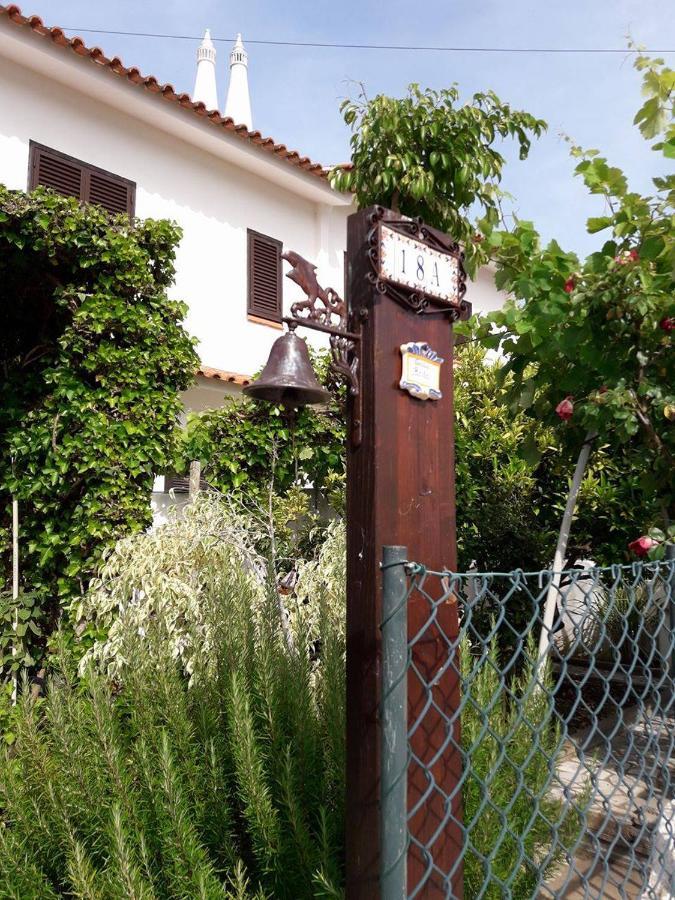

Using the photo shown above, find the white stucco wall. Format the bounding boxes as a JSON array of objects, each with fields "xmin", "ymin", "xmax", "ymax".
[{"xmin": 468, "ymin": 264, "xmax": 506, "ymax": 316}]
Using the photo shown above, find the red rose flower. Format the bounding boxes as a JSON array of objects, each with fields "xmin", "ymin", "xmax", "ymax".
[
  {"xmin": 564, "ymin": 278, "xmax": 575, "ymax": 294},
  {"xmin": 660, "ymin": 317, "xmax": 674, "ymax": 333},
  {"xmin": 555, "ymin": 396, "xmax": 574, "ymax": 421},
  {"xmin": 628, "ymin": 536, "xmax": 658, "ymax": 557}
]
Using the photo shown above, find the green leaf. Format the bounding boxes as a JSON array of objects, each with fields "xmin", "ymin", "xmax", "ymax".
[
  {"xmin": 519, "ymin": 434, "xmax": 542, "ymax": 467},
  {"xmin": 587, "ymin": 216, "xmax": 612, "ymax": 234},
  {"xmin": 639, "ymin": 235, "xmax": 665, "ymax": 260}
]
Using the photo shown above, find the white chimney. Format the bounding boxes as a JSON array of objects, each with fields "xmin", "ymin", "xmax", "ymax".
[
  {"xmin": 224, "ymin": 34, "xmax": 253, "ymax": 130},
  {"xmin": 193, "ymin": 29, "xmax": 218, "ymax": 111}
]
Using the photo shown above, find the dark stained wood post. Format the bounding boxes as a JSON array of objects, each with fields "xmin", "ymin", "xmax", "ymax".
[{"xmin": 345, "ymin": 207, "xmax": 466, "ymax": 898}]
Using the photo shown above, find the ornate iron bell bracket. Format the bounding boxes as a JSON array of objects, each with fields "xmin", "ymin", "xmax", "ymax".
[{"xmin": 281, "ymin": 251, "xmax": 362, "ymax": 446}]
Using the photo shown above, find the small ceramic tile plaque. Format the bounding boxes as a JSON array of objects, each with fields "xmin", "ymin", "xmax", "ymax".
[{"xmin": 399, "ymin": 342, "xmax": 444, "ymax": 401}]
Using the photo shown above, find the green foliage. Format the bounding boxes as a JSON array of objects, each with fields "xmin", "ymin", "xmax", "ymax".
[
  {"xmin": 0, "ymin": 589, "xmax": 44, "ymax": 679},
  {"xmin": 454, "ymin": 346, "xmax": 658, "ymax": 571},
  {"xmin": 181, "ymin": 354, "xmax": 344, "ymax": 504},
  {"xmin": 0, "ymin": 185, "xmax": 198, "ymax": 613},
  {"xmin": 0, "ymin": 502, "xmax": 577, "ymax": 897},
  {"xmin": 468, "ymin": 53, "xmax": 674, "ymax": 525},
  {"xmin": 0, "ymin": 499, "xmax": 346, "ymax": 899},
  {"xmin": 331, "ymin": 84, "xmax": 546, "ymax": 275},
  {"xmin": 182, "ymin": 346, "xmax": 658, "ymax": 574},
  {"xmin": 461, "ymin": 641, "xmax": 582, "ymax": 897},
  {"xmin": 180, "ymin": 350, "xmax": 345, "ymax": 565},
  {"xmin": 454, "ymin": 346, "xmax": 555, "ymax": 571}
]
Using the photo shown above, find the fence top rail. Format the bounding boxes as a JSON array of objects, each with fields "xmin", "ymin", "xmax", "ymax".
[{"xmin": 383, "ymin": 558, "xmax": 674, "ymax": 580}]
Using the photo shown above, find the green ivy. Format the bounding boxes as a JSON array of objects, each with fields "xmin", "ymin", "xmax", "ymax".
[
  {"xmin": 0, "ymin": 589, "xmax": 43, "ymax": 677},
  {"xmin": 0, "ymin": 186, "xmax": 199, "ymax": 618}
]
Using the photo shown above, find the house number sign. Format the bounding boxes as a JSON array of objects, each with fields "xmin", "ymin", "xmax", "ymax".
[{"xmin": 379, "ymin": 223, "xmax": 460, "ymax": 304}]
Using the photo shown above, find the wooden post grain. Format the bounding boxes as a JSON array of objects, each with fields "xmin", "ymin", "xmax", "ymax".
[
  {"xmin": 345, "ymin": 208, "xmax": 463, "ymax": 899},
  {"xmin": 188, "ymin": 460, "xmax": 201, "ymax": 500}
]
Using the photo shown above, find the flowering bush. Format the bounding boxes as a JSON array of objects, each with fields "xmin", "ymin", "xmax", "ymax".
[
  {"xmin": 78, "ymin": 495, "xmax": 267, "ymax": 681},
  {"xmin": 466, "ymin": 51, "xmax": 674, "ymax": 537}
]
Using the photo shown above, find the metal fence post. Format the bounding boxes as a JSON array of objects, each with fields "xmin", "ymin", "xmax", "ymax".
[
  {"xmin": 381, "ymin": 545, "xmax": 408, "ymax": 900},
  {"xmin": 667, "ymin": 543, "xmax": 675, "ymax": 685}
]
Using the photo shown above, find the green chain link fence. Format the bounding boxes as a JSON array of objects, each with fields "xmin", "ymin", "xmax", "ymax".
[{"xmin": 381, "ymin": 548, "xmax": 675, "ymax": 899}]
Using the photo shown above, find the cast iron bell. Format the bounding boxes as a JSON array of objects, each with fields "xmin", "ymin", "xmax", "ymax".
[{"xmin": 243, "ymin": 331, "xmax": 330, "ymax": 407}]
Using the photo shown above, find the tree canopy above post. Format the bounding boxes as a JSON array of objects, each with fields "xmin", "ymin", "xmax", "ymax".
[{"xmin": 330, "ymin": 83, "xmax": 546, "ymax": 277}]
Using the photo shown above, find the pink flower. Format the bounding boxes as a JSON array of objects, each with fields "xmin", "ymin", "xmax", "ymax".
[
  {"xmin": 628, "ymin": 536, "xmax": 658, "ymax": 557},
  {"xmin": 564, "ymin": 278, "xmax": 575, "ymax": 294},
  {"xmin": 555, "ymin": 396, "xmax": 574, "ymax": 421},
  {"xmin": 660, "ymin": 317, "xmax": 674, "ymax": 333},
  {"xmin": 615, "ymin": 249, "xmax": 639, "ymax": 265}
]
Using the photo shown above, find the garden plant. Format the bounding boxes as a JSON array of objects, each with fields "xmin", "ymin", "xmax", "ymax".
[
  {"xmin": 0, "ymin": 187, "xmax": 197, "ymax": 607},
  {"xmin": 0, "ymin": 497, "xmax": 579, "ymax": 898}
]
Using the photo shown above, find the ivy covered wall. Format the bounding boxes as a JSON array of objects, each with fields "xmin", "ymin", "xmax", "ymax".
[{"xmin": 0, "ymin": 186, "xmax": 198, "ymax": 620}]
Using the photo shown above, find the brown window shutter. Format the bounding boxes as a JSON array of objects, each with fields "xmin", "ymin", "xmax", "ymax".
[
  {"xmin": 29, "ymin": 144, "xmax": 83, "ymax": 199},
  {"xmin": 248, "ymin": 229, "xmax": 282, "ymax": 322},
  {"xmin": 164, "ymin": 473, "xmax": 190, "ymax": 493},
  {"xmin": 164, "ymin": 473, "xmax": 208, "ymax": 493},
  {"xmin": 28, "ymin": 142, "xmax": 136, "ymax": 216},
  {"xmin": 86, "ymin": 170, "xmax": 135, "ymax": 217}
]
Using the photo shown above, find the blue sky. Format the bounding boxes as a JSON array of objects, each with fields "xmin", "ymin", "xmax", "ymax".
[{"xmin": 20, "ymin": 0, "xmax": 675, "ymax": 255}]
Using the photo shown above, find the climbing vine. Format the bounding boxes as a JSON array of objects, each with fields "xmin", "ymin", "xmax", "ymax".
[{"xmin": 0, "ymin": 186, "xmax": 198, "ymax": 621}]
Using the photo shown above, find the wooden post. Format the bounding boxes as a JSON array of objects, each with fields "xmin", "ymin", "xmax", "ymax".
[
  {"xmin": 188, "ymin": 460, "xmax": 201, "ymax": 501},
  {"xmin": 346, "ymin": 208, "xmax": 464, "ymax": 898},
  {"xmin": 11, "ymin": 498, "xmax": 19, "ymax": 704}
]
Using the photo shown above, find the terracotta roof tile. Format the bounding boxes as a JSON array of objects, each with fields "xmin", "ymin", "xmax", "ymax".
[
  {"xmin": 0, "ymin": 4, "xmax": 331, "ymax": 182},
  {"xmin": 197, "ymin": 366, "xmax": 251, "ymax": 386}
]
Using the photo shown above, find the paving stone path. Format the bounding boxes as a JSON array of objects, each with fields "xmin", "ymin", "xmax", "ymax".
[{"xmin": 543, "ymin": 703, "xmax": 675, "ymax": 898}]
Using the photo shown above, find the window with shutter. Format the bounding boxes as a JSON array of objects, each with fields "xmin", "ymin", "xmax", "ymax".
[
  {"xmin": 164, "ymin": 473, "xmax": 209, "ymax": 493},
  {"xmin": 28, "ymin": 142, "xmax": 135, "ymax": 216},
  {"xmin": 86, "ymin": 170, "xmax": 135, "ymax": 217},
  {"xmin": 247, "ymin": 229, "xmax": 283, "ymax": 323}
]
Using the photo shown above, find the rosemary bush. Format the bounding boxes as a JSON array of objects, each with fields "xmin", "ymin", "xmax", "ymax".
[
  {"xmin": 0, "ymin": 500, "xmax": 574, "ymax": 897},
  {"xmin": 0, "ymin": 499, "xmax": 345, "ymax": 899}
]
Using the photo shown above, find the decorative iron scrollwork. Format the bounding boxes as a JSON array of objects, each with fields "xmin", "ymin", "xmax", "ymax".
[
  {"xmin": 282, "ymin": 251, "xmax": 362, "ymax": 445},
  {"xmin": 282, "ymin": 251, "xmax": 348, "ymax": 333},
  {"xmin": 366, "ymin": 206, "xmax": 469, "ymax": 320}
]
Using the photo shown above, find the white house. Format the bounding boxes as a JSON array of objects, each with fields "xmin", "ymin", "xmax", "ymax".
[{"xmin": 0, "ymin": 5, "xmax": 503, "ymax": 412}]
